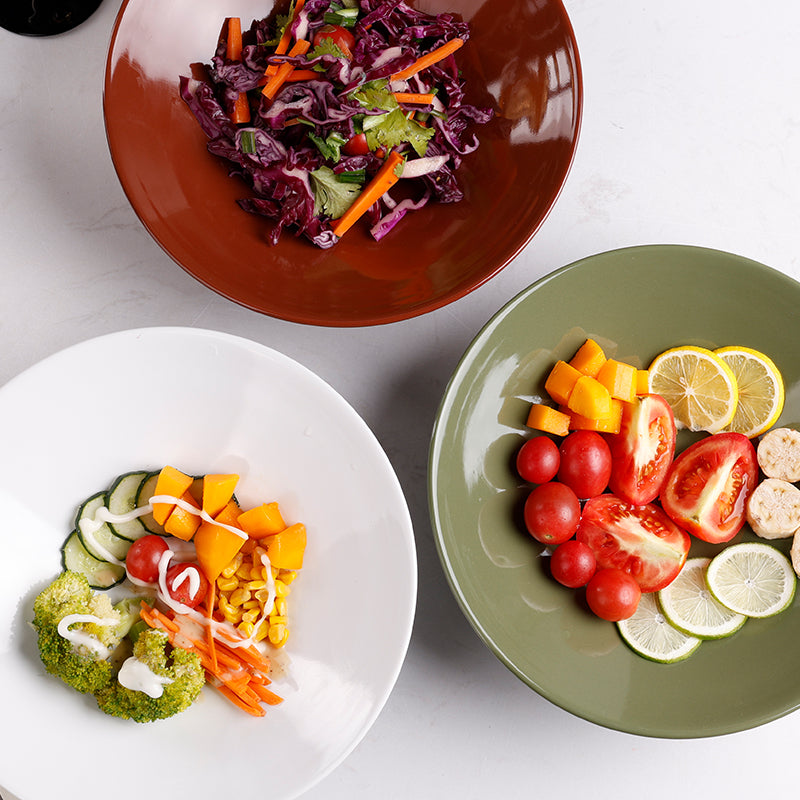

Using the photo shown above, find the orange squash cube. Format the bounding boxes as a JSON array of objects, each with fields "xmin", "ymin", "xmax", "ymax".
[
  {"xmin": 544, "ymin": 360, "xmax": 583, "ymax": 405},
  {"xmin": 237, "ymin": 502, "xmax": 286, "ymax": 539},
  {"xmin": 525, "ymin": 403, "xmax": 571, "ymax": 436},
  {"xmin": 567, "ymin": 375, "xmax": 612, "ymax": 419},
  {"xmin": 596, "ymin": 359, "xmax": 637, "ymax": 403},
  {"xmin": 569, "ymin": 338, "xmax": 607, "ymax": 377},
  {"xmin": 562, "ymin": 398, "xmax": 624, "ymax": 434},
  {"xmin": 266, "ymin": 523, "xmax": 306, "ymax": 570},
  {"xmin": 152, "ymin": 466, "xmax": 195, "ymax": 526},
  {"xmin": 163, "ymin": 489, "xmax": 202, "ymax": 541},
  {"xmin": 636, "ymin": 369, "xmax": 650, "ymax": 395},
  {"xmin": 202, "ymin": 473, "xmax": 239, "ymax": 518}
]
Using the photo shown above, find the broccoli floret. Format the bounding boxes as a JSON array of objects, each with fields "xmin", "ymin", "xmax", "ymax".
[
  {"xmin": 32, "ymin": 571, "xmax": 126, "ymax": 695},
  {"xmin": 95, "ymin": 628, "xmax": 204, "ymax": 723}
]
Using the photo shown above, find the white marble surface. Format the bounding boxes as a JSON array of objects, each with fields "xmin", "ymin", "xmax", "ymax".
[{"xmin": 2, "ymin": 1, "xmax": 800, "ymax": 798}]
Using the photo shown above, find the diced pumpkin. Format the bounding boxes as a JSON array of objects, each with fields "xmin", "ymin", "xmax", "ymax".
[
  {"xmin": 152, "ymin": 466, "xmax": 194, "ymax": 525},
  {"xmin": 194, "ymin": 500, "xmax": 246, "ymax": 582},
  {"xmin": 569, "ymin": 338, "xmax": 607, "ymax": 377},
  {"xmin": 543, "ymin": 360, "xmax": 583, "ymax": 405},
  {"xmin": 596, "ymin": 359, "xmax": 637, "ymax": 403},
  {"xmin": 266, "ymin": 523, "xmax": 306, "ymax": 570},
  {"xmin": 636, "ymin": 369, "xmax": 650, "ymax": 395},
  {"xmin": 202, "ymin": 473, "xmax": 239, "ymax": 518},
  {"xmin": 163, "ymin": 489, "xmax": 202, "ymax": 541},
  {"xmin": 525, "ymin": 403, "xmax": 571, "ymax": 436},
  {"xmin": 237, "ymin": 501, "xmax": 286, "ymax": 539},
  {"xmin": 561, "ymin": 398, "xmax": 624, "ymax": 434},
  {"xmin": 567, "ymin": 375, "xmax": 612, "ymax": 419}
]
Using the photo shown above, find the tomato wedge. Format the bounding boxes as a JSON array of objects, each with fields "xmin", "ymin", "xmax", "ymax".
[
  {"xmin": 576, "ymin": 494, "xmax": 691, "ymax": 592},
  {"xmin": 660, "ymin": 431, "xmax": 758, "ymax": 544},
  {"xmin": 605, "ymin": 394, "xmax": 676, "ymax": 505}
]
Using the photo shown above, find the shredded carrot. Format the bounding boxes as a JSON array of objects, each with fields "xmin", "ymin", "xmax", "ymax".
[
  {"xmin": 265, "ymin": 0, "xmax": 307, "ymax": 76},
  {"xmin": 205, "ymin": 583, "xmax": 218, "ymax": 673},
  {"xmin": 390, "ymin": 37, "xmax": 464, "ymax": 81},
  {"xmin": 226, "ymin": 17, "xmax": 243, "ymax": 60},
  {"xmin": 139, "ymin": 602, "xmax": 282, "ymax": 716},
  {"xmin": 284, "ymin": 69, "xmax": 319, "ymax": 82},
  {"xmin": 262, "ymin": 39, "xmax": 311, "ymax": 100},
  {"xmin": 226, "ymin": 18, "xmax": 251, "ymax": 124},
  {"xmin": 392, "ymin": 92, "xmax": 435, "ymax": 105},
  {"xmin": 331, "ymin": 150, "xmax": 404, "ymax": 238}
]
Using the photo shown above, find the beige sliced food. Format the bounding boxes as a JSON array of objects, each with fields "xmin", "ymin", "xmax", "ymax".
[
  {"xmin": 714, "ymin": 346, "xmax": 784, "ymax": 438},
  {"xmin": 746, "ymin": 478, "xmax": 800, "ymax": 539},
  {"xmin": 648, "ymin": 346, "xmax": 738, "ymax": 433},
  {"xmin": 757, "ymin": 427, "xmax": 800, "ymax": 482}
]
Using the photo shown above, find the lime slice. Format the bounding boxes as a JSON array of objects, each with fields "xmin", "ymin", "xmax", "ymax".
[
  {"xmin": 714, "ymin": 346, "xmax": 784, "ymax": 438},
  {"xmin": 648, "ymin": 345, "xmax": 738, "ymax": 433},
  {"xmin": 617, "ymin": 592, "xmax": 701, "ymax": 663},
  {"xmin": 657, "ymin": 558, "xmax": 746, "ymax": 639},
  {"xmin": 705, "ymin": 542, "xmax": 796, "ymax": 618}
]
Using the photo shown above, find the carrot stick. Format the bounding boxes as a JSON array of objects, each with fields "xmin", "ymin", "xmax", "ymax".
[
  {"xmin": 390, "ymin": 38, "xmax": 464, "ymax": 81},
  {"xmin": 215, "ymin": 684, "xmax": 267, "ymax": 717},
  {"xmin": 392, "ymin": 92, "xmax": 435, "ymax": 105},
  {"xmin": 331, "ymin": 150, "xmax": 405, "ymax": 238},
  {"xmin": 225, "ymin": 18, "xmax": 251, "ymax": 123},
  {"xmin": 226, "ymin": 17, "xmax": 243, "ymax": 60},
  {"xmin": 250, "ymin": 682, "xmax": 284, "ymax": 705},
  {"xmin": 262, "ymin": 39, "xmax": 311, "ymax": 100},
  {"xmin": 265, "ymin": 0, "xmax": 307, "ymax": 76},
  {"xmin": 284, "ymin": 69, "xmax": 319, "ymax": 82},
  {"xmin": 205, "ymin": 583, "xmax": 218, "ymax": 673}
]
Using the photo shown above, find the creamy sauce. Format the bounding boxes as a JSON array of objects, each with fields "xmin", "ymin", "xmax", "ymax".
[
  {"xmin": 118, "ymin": 656, "xmax": 173, "ymax": 698},
  {"xmin": 148, "ymin": 495, "xmax": 248, "ymax": 541},
  {"xmin": 57, "ymin": 613, "xmax": 120, "ymax": 659}
]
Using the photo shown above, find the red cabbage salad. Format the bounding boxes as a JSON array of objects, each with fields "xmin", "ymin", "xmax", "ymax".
[{"xmin": 179, "ymin": 0, "xmax": 493, "ymax": 249}]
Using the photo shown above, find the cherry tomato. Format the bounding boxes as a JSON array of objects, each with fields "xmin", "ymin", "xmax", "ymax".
[
  {"xmin": 605, "ymin": 394, "xmax": 676, "ymax": 504},
  {"xmin": 523, "ymin": 482, "xmax": 581, "ymax": 545},
  {"xmin": 550, "ymin": 540, "xmax": 597, "ymax": 588},
  {"xmin": 576, "ymin": 494, "xmax": 690, "ymax": 592},
  {"xmin": 516, "ymin": 436, "xmax": 560, "ymax": 484},
  {"xmin": 342, "ymin": 132, "xmax": 370, "ymax": 156},
  {"xmin": 585, "ymin": 568, "xmax": 641, "ymax": 621},
  {"xmin": 557, "ymin": 430, "xmax": 612, "ymax": 498},
  {"xmin": 165, "ymin": 562, "xmax": 209, "ymax": 609},
  {"xmin": 125, "ymin": 534, "xmax": 169, "ymax": 583},
  {"xmin": 313, "ymin": 23, "xmax": 355, "ymax": 56},
  {"xmin": 660, "ymin": 431, "xmax": 758, "ymax": 543}
]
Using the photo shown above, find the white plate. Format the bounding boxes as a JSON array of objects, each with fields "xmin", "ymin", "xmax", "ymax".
[{"xmin": 0, "ymin": 327, "xmax": 416, "ymax": 800}]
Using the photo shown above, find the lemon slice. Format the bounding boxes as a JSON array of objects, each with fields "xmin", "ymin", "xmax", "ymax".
[
  {"xmin": 714, "ymin": 346, "xmax": 784, "ymax": 438},
  {"xmin": 705, "ymin": 542, "xmax": 796, "ymax": 618},
  {"xmin": 648, "ymin": 345, "xmax": 738, "ymax": 433},
  {"xmin": 657, "ymin": 558, "xmax": 746, "ymax": 639},
  {"xmin": 617, "ymin": 592, "xmax": 702, "ymax": 663}
]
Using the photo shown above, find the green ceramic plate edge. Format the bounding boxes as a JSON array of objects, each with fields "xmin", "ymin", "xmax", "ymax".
[{"xmin": 428, "ymin": 244, "xmax": 800, "ymax": 738}]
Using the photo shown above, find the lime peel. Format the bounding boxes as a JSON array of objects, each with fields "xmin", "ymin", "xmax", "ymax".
[{"xmin": 617, "ymin": 593, "xmax": 701, "ymax": 663}]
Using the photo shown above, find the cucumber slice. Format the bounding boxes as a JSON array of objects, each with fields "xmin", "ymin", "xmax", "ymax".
[
  {"xmin": 61, "ymin": 531, "xmax": 126, "ymax": 589},
  {"xmin": 135, "ymin": 472, "xmax": 166, "ymax": 535},
  {"xmin": 106, "ymin": 470, "xmax": 150, "ymax": 541},
  {"xmin": 74, "ymin": 491, "xmax": 131, "ymax": 563}
]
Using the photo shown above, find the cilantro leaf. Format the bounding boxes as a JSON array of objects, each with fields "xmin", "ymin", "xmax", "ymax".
[{"xmin": 310, "ymin": 166, "xmax": 363, "ymax": 219}]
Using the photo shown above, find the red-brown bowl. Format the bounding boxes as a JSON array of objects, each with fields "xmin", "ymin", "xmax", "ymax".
[{"xmin": 103, "ymin": 0, "xmax": 582, "ymax": 326}]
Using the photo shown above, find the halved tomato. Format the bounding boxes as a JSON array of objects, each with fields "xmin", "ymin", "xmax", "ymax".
[
  {"xmin": 576, "ymin": 494, "xmax": 691, "ymax": 592},
  {"xmin": 660, "ymin": 431, "xmax": 758, "ymax": 543},
  {"xmin": 605, "ymin": 394, "xmax": 676, "ymax": 505}
]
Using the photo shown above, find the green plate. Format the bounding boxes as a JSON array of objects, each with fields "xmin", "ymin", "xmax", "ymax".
[{"xmin": 429, "ymin": 244, "xmax": 800, "ymax": 738}]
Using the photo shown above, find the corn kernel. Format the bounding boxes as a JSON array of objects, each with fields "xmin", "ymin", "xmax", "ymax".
[
  {"xmin": 235, "ymin": 564, "xmax": 251, "ymax": 580},
  {"xmin": 273, "ymin": 597, "xmax": 288, "ymax": 617},
  {"xmin": 242, "ymin": 608, "xmax": 260, "ymax": 624},
  {"xmin": 229, "ymin": 587, "xmax": 251, "ymax": 607},
  {"xmin": 221, "ymin": 554, "xmax": 243, "ymax": 579},
  {"xmin": 274, "ymin": 580, "xmax": 290, "ymax": 598},
  {"xmin": 243, "ymin": 598, "xmax": 260, "ymax": 610},
  {"xmin": 255, "ymin": 622, "xmax": 269, "ymax": 642},
  {"xmin": 254, "ymin": 587, "xmax": 272, "ymax": 604},
  {"xmin": 246, "ymin": 579, "xmax": 266, "ymax": 591},
  {"xmin": 278, "ymin": 570, "xmax": 297, "ymax": 585},
  {"xmin": 268, "ymin": 624, "xmax": 286, "ymax": 645},
  {"xmin": 216, "ymin": 576, "xmax": 238, "ymax": 592},
  {"xmin": 220, "ymin": 603, "xmax": 242, "ymax": 625},
  {"xmin": 238, "ymin": 621, "xmax": 255, "ymax": 639},
  {"xmin": 269, "ymin": 614, "xmax": 288, "ymax": 626}
]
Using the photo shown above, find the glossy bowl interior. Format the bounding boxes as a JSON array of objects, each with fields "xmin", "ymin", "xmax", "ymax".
[
  {"xmin": 103, "ymin": 0, "xmax": 582, "ymax": 326},
  {"xmin": 429, "ymin": 245, "xmax": 800, "ymax": 738}
]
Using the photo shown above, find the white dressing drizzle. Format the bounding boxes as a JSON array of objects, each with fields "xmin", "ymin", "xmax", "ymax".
[
  {"xmin": 148, "ymin": 495, "xmax": 248, "ymax": 541},
  {"xmin": 118, "ymin": 656, "xmax": 173, "ymax": 698},
  {"xmin": 57, "ymin": 613, "xmax": 119, "ymax": 659}
]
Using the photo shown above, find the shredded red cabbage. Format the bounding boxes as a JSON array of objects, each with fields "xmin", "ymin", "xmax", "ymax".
[{"xmin": 179, "ymin": 0, "xmax": 493, "ymax": 248}]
